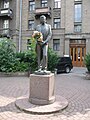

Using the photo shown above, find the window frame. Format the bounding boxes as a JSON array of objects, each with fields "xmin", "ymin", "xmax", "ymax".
[
  {"xmin": 27, "ymin": 39, "xmax": 31, "ymax": 50},
  {"xmin": 3, "ymin": 19, "xmax": 9, "ymax": 29},
  {"xmin": 74, "ymin": 22, "xmax": 82, "ymax": 33},
  {"xmin": 29, "ymin": 0, "xmax": 35, "ymax": 11},
  {"xmin": 53, "ymin": 39, "xmax": 60, "ymax": 51},
  {"xmin": 74, "ymin": 0, "xmax": 82, "ymax": 1},
  {"xmin": 28, "ymin": 20, "xmax": 34, "ymax": 30},
  {"xmin": 54, "ymin": 0, "xmax": 61, "ymax": 8},
  {"xmin": 41, "ymin": 0, "xmax": 47, "ymax": 7},
  {"xmin": 53, "ymin": 18, "xmax": 60, "ymax": 29},
  {"xmin": 3, "ymin": 19, "xmax": 9, "ymax": 34},
  {"xmin": 74, "ymin": 3, "xmax": 82, "ymax": 22}
]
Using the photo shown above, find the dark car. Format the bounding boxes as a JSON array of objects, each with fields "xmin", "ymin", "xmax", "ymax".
[{"xmin": 56, "ymin": 56, "xmax": 73, "ymax": 73}]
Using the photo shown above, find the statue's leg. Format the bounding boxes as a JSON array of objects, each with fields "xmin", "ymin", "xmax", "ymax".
[
  {"xmin": 42, "ymin": 45, "xmax": 48, "ymax": 70},
  {"xmin": 36, "ymin": 44, "xmax": 41, "ymax": 70}
]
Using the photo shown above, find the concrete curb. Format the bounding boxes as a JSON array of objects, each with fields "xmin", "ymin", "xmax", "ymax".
[{"xmin": 0, "ymin": 72, "xmax": 28, "ymax": 77}]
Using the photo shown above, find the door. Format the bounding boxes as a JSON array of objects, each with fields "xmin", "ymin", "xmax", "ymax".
[
  {"xmin": 70, "ymin": 46, "xmax": 86, "ymax": 67},
  {"xmin": 70, "ymin": 39, "xmax": 86, "ymax": 67}
]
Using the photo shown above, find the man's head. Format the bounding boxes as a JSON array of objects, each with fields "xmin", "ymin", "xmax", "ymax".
[{"xmin": 40, "ymin": 15, "xmax": 46, "ymax": 24}]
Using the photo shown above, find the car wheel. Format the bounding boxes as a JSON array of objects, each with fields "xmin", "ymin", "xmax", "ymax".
[{"xmin": 65, "ymin": 66, "xmax": 70, "ymax": 73}]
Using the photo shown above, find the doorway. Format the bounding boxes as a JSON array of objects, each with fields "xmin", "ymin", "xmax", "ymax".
[{"xmin": 70, "ymin": 39, "xmax": 86, "ymax": 67}]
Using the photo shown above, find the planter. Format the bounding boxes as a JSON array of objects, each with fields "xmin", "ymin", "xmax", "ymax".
[
  {"xmin": 85, "ymin": 71, "xmax": 90, "ymax": 80},
  {"xmin": 87, "ymin": 65, "xmax": 90, "ymax": 72}
]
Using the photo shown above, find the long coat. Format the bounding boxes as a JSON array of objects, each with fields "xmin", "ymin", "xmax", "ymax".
[{"xmin": 35, "ymin": 23, "xmax": 52, "ymax": 61}]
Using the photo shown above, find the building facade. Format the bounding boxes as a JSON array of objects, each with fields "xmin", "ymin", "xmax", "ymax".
[{"xmin": 0, "ymin": 0, "xmax": 90, "ymax": 67}]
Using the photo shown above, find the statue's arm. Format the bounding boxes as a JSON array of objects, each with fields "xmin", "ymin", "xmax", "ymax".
[{"xmin": 44, "ymin": 25, "xmax": 52, "ymax": 44}]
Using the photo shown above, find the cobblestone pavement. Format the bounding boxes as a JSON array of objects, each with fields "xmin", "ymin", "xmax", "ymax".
[{"xmin": 0, "ymin": 67, "xmax": 90, "ymax": 120}]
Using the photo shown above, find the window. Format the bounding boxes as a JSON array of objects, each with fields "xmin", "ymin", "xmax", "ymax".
[
  {"xmin": 74, "ymin": 23, "xmax": 82, "ymax": 32},
  {"xmin": 4, "ymin": 0, "xmax": 9, "ymax": 8},
  {"xmin": 54, "ymin": 0, "xmax": 61, "ymax": 8},
  {"xmin": 74, "ymin": 3, "xmax": 82, "ymax": 22},
  {"xmin": 41, "ymin": 0, "xmax": 47, "ymax": 7},
  {"xmin": 54, "ymin": 18, "xmax": 60, "ymax": 28},
  {"xmin": 28, "ymin": 20, "xmax": 34, "ymax": 30},
  {"xmin": 3, "ymin": 20, "xmax": 9, "ymax": 34},
  {"xmin": 53, "ymin": 39, "xmax": 60, "ymax": 51},
  {"xmin": 75, "ymin": 0, "xmax": 82, "ymax": 1},
  {"xmin": 27, "ymin": 39, "xmax": 31, "ymax": 50},
  {"xmin": 74, "ymin": 3, "xmax": 82, "ymax": 32},
  {"xmin": 29, "ymin": 0, "xmax": 35, "ymax": 11},
  {"xmin": 70, "ymin": 39, "xmax": 86, "ymax": 44}
]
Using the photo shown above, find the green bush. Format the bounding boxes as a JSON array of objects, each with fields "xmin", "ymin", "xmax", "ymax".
[
  {"xmin": 25, "ymin": 50, "xmax": 37, "ymax": 72},
  {"xmin": 0, "ymin": 38, "xmax": 30, "ymax": 72},
  {"xmin": 84, "ymin": 53, "xmax": 90, "ymax": 72},
  {"xmin": 13, "ymin": 61, "xmax": 29, "ymax": 72},
  {"xmin": 0, "ymin": 38, "xmax": 16, "ymax": 72},
  {"xmin": 48, "ymin": 48, "xmax": 59, "ymax": 72},
  {"xmin": 0, "ymin": 38, "xmax": 59, "ymax": 73},
  {"xmin": 16, "ymin": 50, "xmax": 37, "ymax": 72}
]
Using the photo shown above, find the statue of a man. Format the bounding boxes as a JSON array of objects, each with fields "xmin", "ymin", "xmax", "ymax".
[{"xmin": 35, "ymin": 15, "xmax": 52, "ymax": 72}]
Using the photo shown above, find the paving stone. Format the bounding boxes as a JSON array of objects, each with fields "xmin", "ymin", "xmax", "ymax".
[{"xmin": 0, "ymin": 67, "xmax": 90, "ymax": 120}]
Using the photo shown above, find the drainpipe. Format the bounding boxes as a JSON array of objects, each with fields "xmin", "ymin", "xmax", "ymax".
[{"xmin": 19, "ymin": 0, "xmax": 22, "ymax": 52}]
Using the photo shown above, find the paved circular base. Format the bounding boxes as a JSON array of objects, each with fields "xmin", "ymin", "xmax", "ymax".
[{"xmin": 15, "ymin": 96, "xmax": 68, "ymax": 114}]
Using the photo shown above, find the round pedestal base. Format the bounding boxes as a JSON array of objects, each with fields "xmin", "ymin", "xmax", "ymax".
[
  {"xmin": 15, "ymin": 95, "xmax": 68, "ymax": 114},
  {"xmin": 29, "ymin": 96, "xmax": 55, "ymax": 105}
]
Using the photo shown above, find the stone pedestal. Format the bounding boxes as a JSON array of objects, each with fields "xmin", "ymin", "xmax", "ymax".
[
  {"xmin": 15, "ymin": 73, "xmax": 68, "ymax": 114},
  {"xmin": 29, "ymin": 73, "xmax": 55, "ymax": 105}
]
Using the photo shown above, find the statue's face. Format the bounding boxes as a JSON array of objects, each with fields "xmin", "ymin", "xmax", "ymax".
[{"xmin": 40, "ymin": 16, "xmax": 46, "ymax": 24}]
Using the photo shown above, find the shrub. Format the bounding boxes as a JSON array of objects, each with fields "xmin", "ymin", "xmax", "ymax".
[
  {"xmin": 0, "ymin": 38, "xmax": 59, "ymax": 73},
  {"xmin": 13, "ymin": 61, "xmax": 29, "ymax": 72},
  {"xmin": 48, "ymin": 48, "xmax": 59, "ymax": 72},
  {"xmin": 0, "ymin": 38, "xmax": 30, "ymax": 72},
  {"xmin": 84, "ymin": 53, "xmax": 90, "ymax": 72},
  {"xmin": 16, "ymin": 50, "xmax": 37, "ymax": 72},
  {"xmin": 0, "ymin": 38, "xmax": 16, "ymax": 72}
]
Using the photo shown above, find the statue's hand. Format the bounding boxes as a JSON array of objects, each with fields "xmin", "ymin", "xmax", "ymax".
[
  {"xmin": 42, "ymin": 41, "xmax": 46, "ymax": 46},
  {"xmin": 42, "ymin": 41, "xmax": 46, "ymax": 47}
]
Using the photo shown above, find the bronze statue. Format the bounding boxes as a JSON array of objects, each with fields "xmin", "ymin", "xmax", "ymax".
[{"xmin": 35, "ymin": 15, "xmax": 52, "ymax": 73}]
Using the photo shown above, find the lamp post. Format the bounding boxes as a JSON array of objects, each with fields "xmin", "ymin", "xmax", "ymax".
[{"xmin": 19, "ymin": 0, "xmax": 22, "ymax": 52}]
